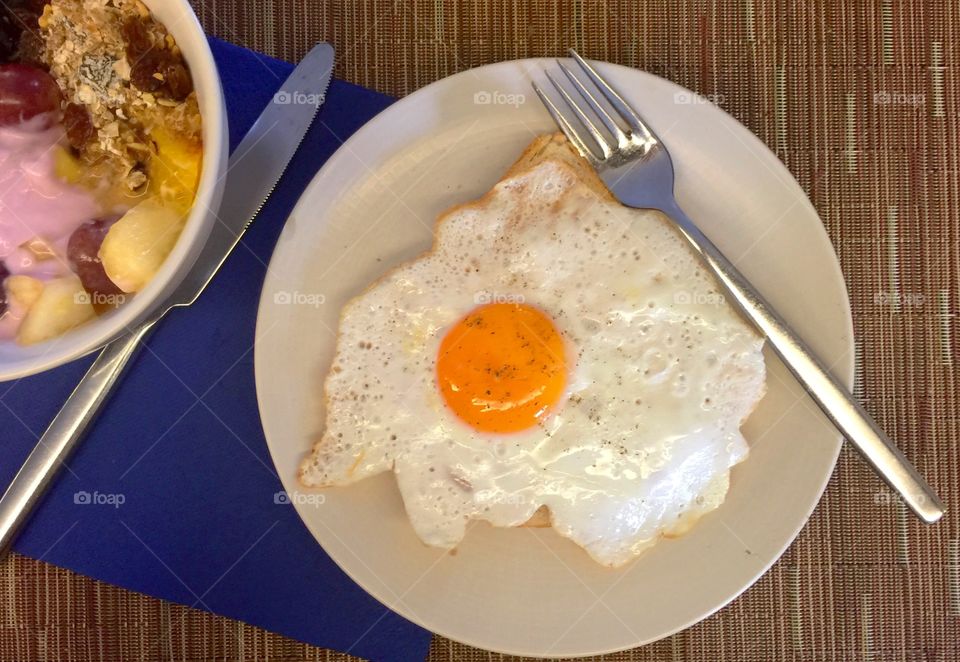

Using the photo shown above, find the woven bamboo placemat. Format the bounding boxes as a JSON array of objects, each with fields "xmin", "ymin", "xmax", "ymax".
[{"xmin": 3, "ymin": 1, "xmax": 958, "ymax": 660}]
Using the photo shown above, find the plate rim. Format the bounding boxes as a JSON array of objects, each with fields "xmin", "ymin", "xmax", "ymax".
[{"xmin": 254, "ymin": 57, "xmax": 855, "ymax": 657}]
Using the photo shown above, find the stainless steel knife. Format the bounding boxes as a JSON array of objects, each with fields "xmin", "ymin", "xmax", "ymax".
[{"xmin": 0, "ymin": 43, "xmax": 336, "ymax": 557}]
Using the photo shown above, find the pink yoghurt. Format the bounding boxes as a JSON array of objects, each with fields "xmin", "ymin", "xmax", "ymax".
[
  {"xmin": 0, "ymin": 115, "xmax": 101, "ymax": 339},
  {"xmin": 0, "ymin": 115, "xmax": 100, "ymax": 276}
]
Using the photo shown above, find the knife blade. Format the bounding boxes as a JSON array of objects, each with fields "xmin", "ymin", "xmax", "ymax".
[{"xmin": 0, "ymin": 43, "xmax": 335, "ymax": 557}]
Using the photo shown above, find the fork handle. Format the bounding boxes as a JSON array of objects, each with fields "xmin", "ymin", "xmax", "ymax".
[
  {"xmin": 0, "ymin": 321, "xmax": 157, "ymax": 558},
  {"xmin": 661, "ymin": 201, "xmax": 945, "ymax": 523}
]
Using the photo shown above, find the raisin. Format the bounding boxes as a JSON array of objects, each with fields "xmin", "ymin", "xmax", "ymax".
[
  {"xmin": 16, "ymin": 21, "xmax": 45, "ymax": 69},
  {"xmin": 163, "ymin": 59, "xmax": 191, "ymax": 101},
  {"xmin": 19, "ymin": 0, "xmax": 47, "ymax": 14},
  {"xmin": 129, "ymin": 49, "xmax": 163, "ymax": 93},
  {"xmin": 63, "ymin": 102, "xmax": 94, "ymax": 149},
  {"xmin": 130, "ymin": 48, "xmax": 193, "ymax": 100},
  {"xmin": 0, "ymin": 37, "xmax": 16, "ymax": 64},
  {"xmin": 122, "ymin": 16, "xmax": 193, "ymax": 100},
  {"xmin": 2, "ymin": 2, "xmax": 44, "ymax": 65},
  {"xmin": 121, "ymin": 16, "xmax": 153, "ymax": 62},
  {"xmin": 0, "ymin": 8, "xmax": 24, "ymax": 62},
  {"xmin": 0, "ymin": 261, "xmax": 8, "ymax": 317},
  {"xmin": 67, "ymin": 219, "xmax": 123, "ymax": 296}
]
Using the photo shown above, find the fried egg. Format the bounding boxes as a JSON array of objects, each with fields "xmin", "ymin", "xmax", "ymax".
[{"xmin": 299, "ymin": 152, "xmax": 766, "ymax": 567}]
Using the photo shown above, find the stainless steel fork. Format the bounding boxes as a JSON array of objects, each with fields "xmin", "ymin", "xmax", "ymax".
[{"xmin": 533, "ymin": 50, "xmax": 944, "ymax": 523}]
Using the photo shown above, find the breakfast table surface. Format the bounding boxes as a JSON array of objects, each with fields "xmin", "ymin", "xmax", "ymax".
[{"xmin": 3, "ymin": 1, "xmax": 959, "ymax": 661}]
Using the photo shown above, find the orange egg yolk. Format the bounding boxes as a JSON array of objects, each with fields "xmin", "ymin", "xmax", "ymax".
[{"xmin": 436, "ymin": 302, "xmax": 568, "ymax": 434}]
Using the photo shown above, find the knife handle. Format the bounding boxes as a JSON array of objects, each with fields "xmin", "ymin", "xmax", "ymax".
[{"xmin": 0, "ymin": 321, "xmax": 157, "ymax": 558}]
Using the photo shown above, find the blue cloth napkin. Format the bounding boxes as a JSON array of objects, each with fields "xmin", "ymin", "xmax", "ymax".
[{"xmin": 0, "ymin": 38, "xmax": 433, "ymax": 662}]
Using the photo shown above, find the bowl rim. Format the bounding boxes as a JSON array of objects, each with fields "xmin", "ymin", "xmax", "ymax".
[{"xmin": 0, "ymin": 0, "xmax": 228, "ymax": 381}]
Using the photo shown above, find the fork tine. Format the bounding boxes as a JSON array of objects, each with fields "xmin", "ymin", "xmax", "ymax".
[
  {"xmin": 568, "ymin": 49, "xmax": 655, "ymax": 144},
  {"xmin": 531, "ymin": 81, "xmax": 598, "ymax": 163},
  {"xmin": 556, "ymin": 60, "xmax": 629, "ymax": 150},
  {"xmin": 543, "ymin": 69, "xmax": 613, "ymax": 159}
]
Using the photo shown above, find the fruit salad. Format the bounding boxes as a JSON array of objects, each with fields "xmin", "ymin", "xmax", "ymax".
[{"xmin": 0, "ymin": 0, "xmax": 202, "ymax": 345}]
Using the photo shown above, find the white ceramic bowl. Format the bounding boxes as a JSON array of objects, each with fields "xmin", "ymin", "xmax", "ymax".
[{"xmin": 0, "ymin": 0, "xmax": 227, "ymax": 381}]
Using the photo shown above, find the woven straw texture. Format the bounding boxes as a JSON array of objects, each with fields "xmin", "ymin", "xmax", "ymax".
[{"xmin": 3, "ymin": 1, "xmax": 959, "ymax": 660}]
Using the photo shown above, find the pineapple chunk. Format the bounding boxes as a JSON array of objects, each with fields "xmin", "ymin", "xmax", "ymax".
[
  {"xmin": 17, "ymin": 276, "xmax": 95, "ymax": 346},
  {"xmin": 148, "ymin": 126, "xmax": 202, "ymax": 216},
  {"xmin": 6, "ymin": 275, "xmax": 44, "ymax": 309},
  {"xmin": 99, "ymin": 200, "xmax": 184, "ymax": 293},
  {"xmin": 53, "ymin": 146, "xmax": 84, "ymax": 185}
]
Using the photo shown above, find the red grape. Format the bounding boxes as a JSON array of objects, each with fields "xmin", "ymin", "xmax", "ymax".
[
  {"xmin": 67, "ymin": 220, "xmax": 123, "ymax": 296},
  {"xmin": 0, "ymin": 64, "xmax": 61, "ymax": 126}
]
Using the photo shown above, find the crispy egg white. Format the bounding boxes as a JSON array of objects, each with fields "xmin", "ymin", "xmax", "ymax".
[{"xmin": 299, "ymin": 160, "xmax": 765, "ymax": 567}]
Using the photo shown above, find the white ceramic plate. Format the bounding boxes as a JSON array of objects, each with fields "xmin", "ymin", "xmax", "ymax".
[{"xmin": 255, "ymin": 59, "xmax": 854, "ymax": 657}]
